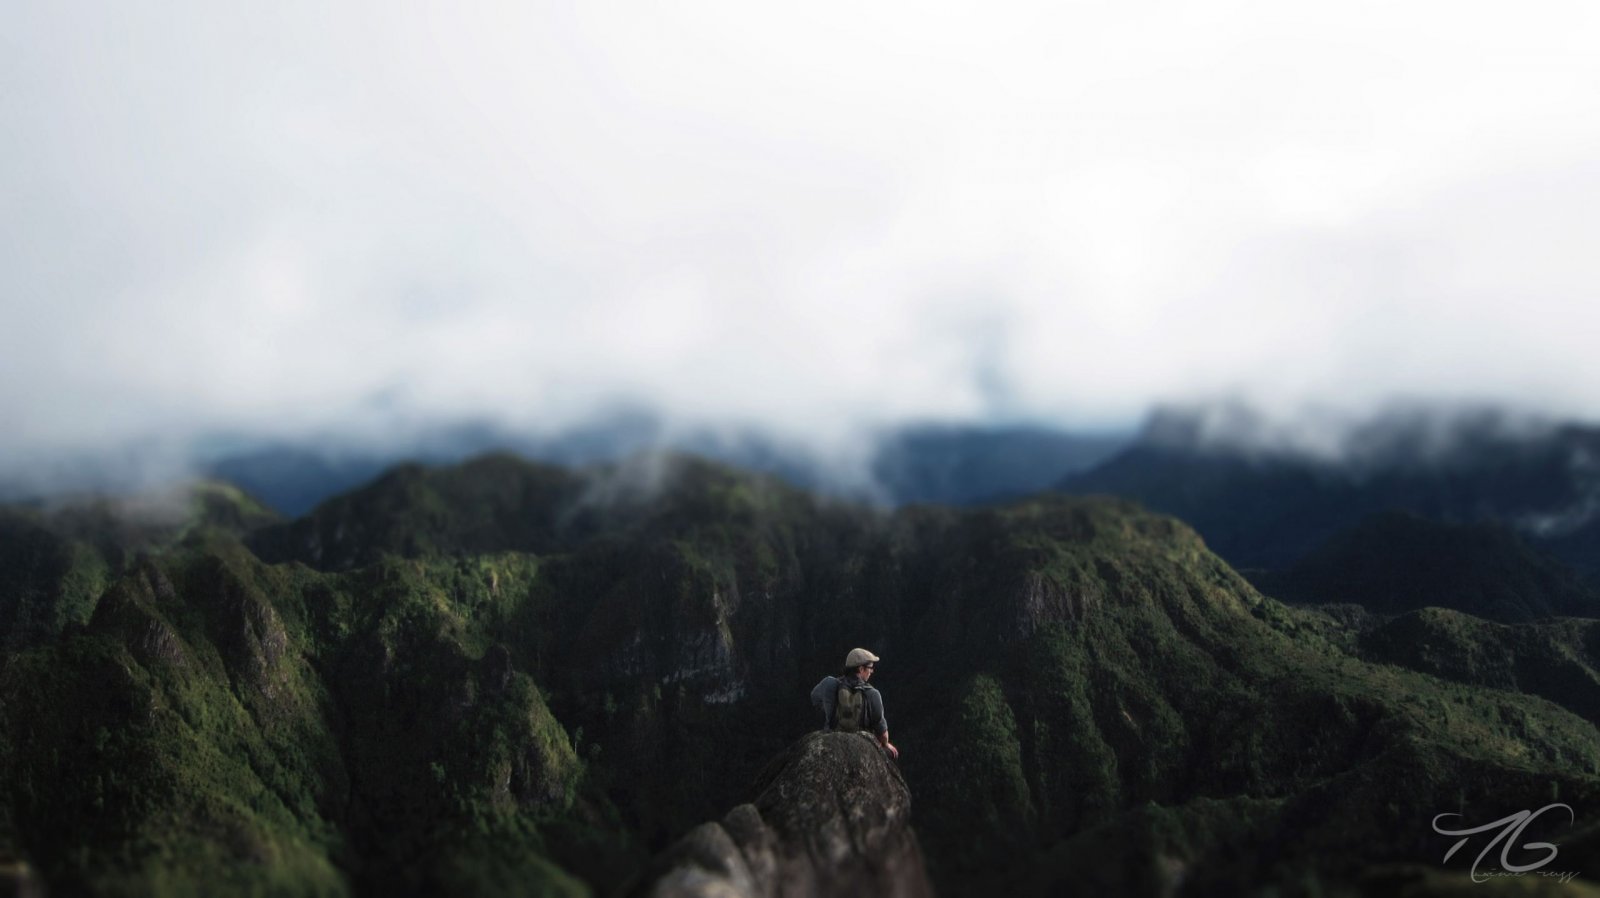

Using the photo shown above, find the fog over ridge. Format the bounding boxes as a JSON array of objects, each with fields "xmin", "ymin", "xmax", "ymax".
[{"xmin": 4, "ymin": 1, "xmax": 1600, "ymax": 491}]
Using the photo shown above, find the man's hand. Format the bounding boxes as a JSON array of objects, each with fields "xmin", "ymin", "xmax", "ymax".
[{"xmin": 878, "ymin": 731, "xmax": 899, "ymax": 760}]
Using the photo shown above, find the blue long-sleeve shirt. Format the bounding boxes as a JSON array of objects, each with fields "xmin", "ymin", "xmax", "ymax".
[{"xmin": 810, "ymin": 675, "xmax": 888, "ymax": 735}]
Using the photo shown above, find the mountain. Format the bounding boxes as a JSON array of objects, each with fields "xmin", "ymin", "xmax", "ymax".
[
  {"xmin": 1, "ymin": 531, "xmax": 616, "ymax": 897},
  {"xmin": 1354, "ymin": 608, "xmax": 1600, "ymax": 723},
  {"xmin": 202, "ymin": 419, "xmax": 1129, "ymax": 517},
  {"xmin": 867, "ymin": 423, "xmax": 1125, "ymax": 505},
  {"xmin": 1257, "ymin": 511, "xmax": 1600, "ymax": 623},
  {"xmin": 201, "ymin": 414, "xmax": 668, "ymax": 518},
  {"xmin": 3, "ymin": 453, "xmax": 1600, "ymax": 896},
  {"xmin": 631, "ymin": 731, "xmax": 932, "ymax": 898},
  {"xmin": 1059, "ymin": 405, "xmax": 1600, "ymax": 578},
  {"xmin": 0, "ymin": 481, "xmax": 279, "ymax": 651}
]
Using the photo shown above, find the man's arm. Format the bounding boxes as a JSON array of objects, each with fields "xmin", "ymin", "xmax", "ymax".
[{"xmin": 867, "ymin": 689, "xmax": 898, "ymax": 759}]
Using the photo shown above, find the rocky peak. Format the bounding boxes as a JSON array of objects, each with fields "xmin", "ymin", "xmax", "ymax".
[{"xmin": 634, "ymin": 731, "xmax": 932, "ymax": 898}]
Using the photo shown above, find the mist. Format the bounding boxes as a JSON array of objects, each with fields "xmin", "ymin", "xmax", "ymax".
[{"xmin": 5, "ymin": 1, "xmax": 1600, "ymax": 492}]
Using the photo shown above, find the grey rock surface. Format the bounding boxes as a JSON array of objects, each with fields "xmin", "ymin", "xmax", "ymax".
[{"xmin": 635, "ymin": 731, "xmax": 933, "ymax": 898}]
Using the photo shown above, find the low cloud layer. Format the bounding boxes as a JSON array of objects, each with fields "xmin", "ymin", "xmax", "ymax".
[{"xmin": 5, "ymin": 1, "xmax": 1600, "ymax": 479}]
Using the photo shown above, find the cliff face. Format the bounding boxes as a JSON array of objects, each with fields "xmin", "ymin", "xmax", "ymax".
[{"xmin": 636, "ymin": 732, "xmax": 931, "ymax": 898}]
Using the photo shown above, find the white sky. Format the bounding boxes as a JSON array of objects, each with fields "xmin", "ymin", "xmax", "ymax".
[{"xmin": 5, "ymin": 0, "xmax": 1600, "ymax": 464}]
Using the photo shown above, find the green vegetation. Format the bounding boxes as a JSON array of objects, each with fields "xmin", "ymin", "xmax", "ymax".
[
  {"xmin": 0, "ymin": 519, "xmax": 618, "ymax": 897},
  {"xmin": 4, "ymin": 454, "xmax": 1600, "ymax": 896},
  {"xmin": 1356, "ymin": 608, "xmax": 1600, "ymax": 723}
]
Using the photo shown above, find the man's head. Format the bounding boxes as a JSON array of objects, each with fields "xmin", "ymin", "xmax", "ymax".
[{"xmin": 844, "ymin": 647, "xmax": 880, "ymax": 679}]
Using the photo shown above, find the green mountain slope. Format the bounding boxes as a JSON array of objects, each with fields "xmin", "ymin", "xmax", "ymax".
[
  {"xmin": 1354, "ymin": 609, "xmax": 1600, "ymax": 723},
  {"xmin": 3, "ymin": 454, "xmax": 1599, "ymax": 896},
  {"xmin": 885, "ymin": 501, "xmax": 1600, "ymax": 893},
  {"xmin": 0, "ymin": 481, "xmax": 280, "ymax": 650},
  {"xmin": 0, "ymin": 535, "xmax": 608, "ymax": 896}
]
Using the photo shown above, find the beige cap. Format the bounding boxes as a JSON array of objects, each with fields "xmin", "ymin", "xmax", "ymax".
[{"xmin": 844, "ymin": 647, "xmax": 880, "ymax": 668}]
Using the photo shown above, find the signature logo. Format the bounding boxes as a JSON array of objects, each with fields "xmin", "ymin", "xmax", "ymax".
[{"xmin": 1432, "ymin": 804, "xmax": 1577, "ymax": 884}]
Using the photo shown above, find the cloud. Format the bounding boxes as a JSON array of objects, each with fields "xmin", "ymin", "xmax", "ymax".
[{"xmin": 4, "ymin": 0, "xmax": 1600, "ymax": 476}]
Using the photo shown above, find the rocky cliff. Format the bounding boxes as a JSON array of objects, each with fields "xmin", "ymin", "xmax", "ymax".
[{"xmin": 635, "ymin": 732, "xmax": 931, "ymax": 898}]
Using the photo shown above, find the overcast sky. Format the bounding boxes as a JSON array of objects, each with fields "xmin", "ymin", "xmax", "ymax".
[{"xmin": 5, "ymin": 1, "xmax": 1600, "ymax": 471}]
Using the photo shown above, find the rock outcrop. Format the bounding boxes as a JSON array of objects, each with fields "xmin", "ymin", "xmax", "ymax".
[
  {"xmin": 634, "ymin": 732, "xmax": 933, "ymax": 898},
  {"xmin": 0, "ymin": 860, "xmax": 45, "ymax": 898}
]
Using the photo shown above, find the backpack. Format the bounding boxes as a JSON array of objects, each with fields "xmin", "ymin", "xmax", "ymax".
[{"xmin": 835, "ymin": 680, "xmax": 866, "ymax": 732}]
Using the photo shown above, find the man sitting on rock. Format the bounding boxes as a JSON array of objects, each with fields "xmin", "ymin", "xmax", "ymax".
[{"xmin": 811, "ymin": 647, "xmax": 900, "ymax": 759}]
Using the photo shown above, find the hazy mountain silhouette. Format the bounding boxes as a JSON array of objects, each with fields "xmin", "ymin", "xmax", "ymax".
[
  {"xmin": 1060, "ymin": 405, "xmax": 1600, "ymax": 580},
  {"xmin": 1256, "ymin": 511, "xmax": 1600, "ymax": 623},
  {"xmin": 204, "ymin": 419, "xmax": 1128, "ymax": 517}
]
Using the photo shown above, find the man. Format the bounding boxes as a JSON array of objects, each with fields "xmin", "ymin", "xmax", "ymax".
[{"xmin": 810, "ymin": 647, "xmax": 900, "ymax": 759}]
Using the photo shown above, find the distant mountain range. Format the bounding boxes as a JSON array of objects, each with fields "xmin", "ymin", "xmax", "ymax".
[
  {"xmin": 0, "ymin": 414, "xmax": 1127, "ymax": 519},
  {"xmin": 3, "ymin": 452, "xmax": 1600, "ymax": 896},
  {"xmin": 198, "ymin": 403, "xmax": 1600, "ymax": 592},
  {"xmin": 1059, "ymin": 404, "xmax": 1600, "ymax": 581},
  {"xmin": 1257, "ymin": 510, "xmax": 1600, "ymax": 622}
]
